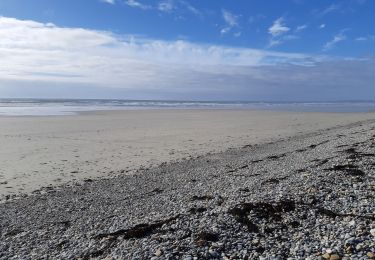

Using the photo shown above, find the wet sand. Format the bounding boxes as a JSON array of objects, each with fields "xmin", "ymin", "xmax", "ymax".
[{"xmin": 1, "ymin": 109, "xmax": 375, "ymax": 198}]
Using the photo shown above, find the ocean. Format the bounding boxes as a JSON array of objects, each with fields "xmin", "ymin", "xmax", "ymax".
[{"xmin": 1, "ymin": 99, "xmax": 375, "ymax": 116}]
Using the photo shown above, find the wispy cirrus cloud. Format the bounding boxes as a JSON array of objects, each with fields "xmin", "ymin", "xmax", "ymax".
[
  {"xmin": 321, "ymin": 4, "xmax": 341, "ymax": 16},
  {"xmin": 355, "ymin": 35, "xmax": 375, "ymax": 41},
  {"xmin": 101, "ymin": 0, "xmax": 115, "ymax": 4},
  {"xmin": 125, "ymin": 0, "xmax": 151, "ymax": 10},
  {"xmin": 1, "ymin": 16, "xmax": 374, "ymax": 101},
  {"xmin": 314, "ymin": 4, "xmax": 341, "ymax": 17},
  {"xmin": 295, "ymin": 24, "xmax": 307, "ymax": 32},
  {"xmin": 157, "ymin": 0, "xmax": 201, "ymax": 16},
  {"xmin": 179, "ymin": 0, "xmax": 202, "ymax": 16},
  {"xmin": 158, "ymin": 0, "xmax": 174, "ymax": 12},
  {"xmin": 268, "ymin": 17, "xmax": 290, "ymax": 37},
  {"xmin": 267, "ymin": 17, "xmax": 300, "ymax": 48},
  {"xmin": 220, "ymin": 9, "xmax": 240, "ymax": 35},
  {"xmin": 324, "ymin": 31, "xmax": 347, "ymax": 51}
]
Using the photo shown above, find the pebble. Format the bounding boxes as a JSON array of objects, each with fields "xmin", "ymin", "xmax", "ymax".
[
  {"xmin": 1, "ymin": 122, "xmax": 375, "ymax": 259},
  {"xmin": 329, "ymin": 254, "xmax": 340, "ymax": 260},
  {"xmin": 155, "ymin": 249, "xmax": 162, "ymax": 256}
]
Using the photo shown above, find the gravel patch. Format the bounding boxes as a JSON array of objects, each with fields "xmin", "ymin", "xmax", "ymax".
[{"xmin": 1, "ymin": 120, "xmax": 375, "ymax": 259}]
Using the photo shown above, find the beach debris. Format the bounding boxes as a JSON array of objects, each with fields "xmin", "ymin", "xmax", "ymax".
[
  {"xmin": 325, "ymin": 164, "xmax": 365, "ymax": 176},
  {"xmin": 194, "ymin": 231, "xmax": 219, "ymax": 246},
  {"xmin": 95, "ymin": 215, "xmax": 180, "ymax": 240},
  {"xmin": 188, "ymin": 207, "xmax": 206, "ymax": 214},
  {"xmin": 190, "ymin": 195, "xmax": 214, "ymax": 201}
]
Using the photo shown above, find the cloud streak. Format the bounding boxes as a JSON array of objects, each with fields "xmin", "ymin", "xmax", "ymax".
[
  {"xmin": 267, "ymin": 17, "xmax": 300, "ymax": 48},
  {"xmin": 0, "ymin": 17, "xmax": 374, "ymax": 101},
  {"xmin": 158, "ymin": 0, "xmax": 174, "ymax": 12},
  {"xmin": 268, "ymin": 17, "xmax": 290, "ymax": 36},
  {"xmin": 125, "ymin": 0, "xmax": 151, "ymax": 10},
  {"xmin": 101, "ymin": 0, "xmax": 115, "ymax": 4},
  {"xmin": 221, "ymin": 9, "xmax": 240, "ymax": 35},
  {"xmin": 324, "ymin": 31, "xmax": 347, "ymax": 51}
]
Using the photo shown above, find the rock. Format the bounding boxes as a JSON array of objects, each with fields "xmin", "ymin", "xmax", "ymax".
[
  {"xmin": 209, "ymin": 249, "xmax": 219, "ymax": 258},
  {"xmin": 329, "ymin": 254, "xmax": 340, "ymax": 260},
  {"xmin": 367, "ymin": 252, "xmax": 375, "ymax": 259},
  {"xmin": 251, "ymin": 239, "xmax": 260, "ymax": 245},
  {"xmin": 370, "ymin": 229, "xmax": 375, "ymax": 237},
  {"xmin": 322, "ymin": 253, "xmax": 331, "ymax": 259},
  {"xmin": 155, "ymin": 249, "xmax": 162, "ymax": 256}
]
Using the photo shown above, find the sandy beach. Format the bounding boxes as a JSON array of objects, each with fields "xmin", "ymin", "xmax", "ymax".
[
  {"xmin": 1, "ymin": 109, "xmax": 375, "ymax": 199},
  {"xmin": 0, "ymin": 113, "xmax": 374, "ymax": 259}
]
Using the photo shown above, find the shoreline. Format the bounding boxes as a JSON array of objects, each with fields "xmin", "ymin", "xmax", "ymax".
[
  {"xmin": 1, "ymin": 109, "xmax": 375, "ymax": 199},
  {"xmin": 2, "ymin": 99, "xmax": 375, "ymax": 117},
  {"xmin": 1, "ymin": 118, "xmax": 374, "ymax": 259}
]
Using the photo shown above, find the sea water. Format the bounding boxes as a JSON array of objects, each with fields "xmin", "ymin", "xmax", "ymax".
[{"xmin": 1, "ymin": 99, "xmax": 375, "ymax": 116}]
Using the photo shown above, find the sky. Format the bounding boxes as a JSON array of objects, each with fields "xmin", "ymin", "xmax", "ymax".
[{"xmin": 0, "ymin": 0, "xmax": 374, "ymax": 101}]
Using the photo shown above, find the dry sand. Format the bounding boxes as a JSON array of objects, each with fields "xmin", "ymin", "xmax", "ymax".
[{"xmin": 0, "ymin": 109, "xmax": 374, "ymax": 198}]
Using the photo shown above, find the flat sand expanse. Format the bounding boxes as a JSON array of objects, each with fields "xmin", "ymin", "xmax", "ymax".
[{"xmin": 0, "ymin": 109, "xmax": 374, "ymax": 198}]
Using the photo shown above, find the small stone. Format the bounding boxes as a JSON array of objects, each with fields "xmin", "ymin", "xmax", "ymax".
[
  {"xmin": 370, "ymin": 229, "xmax": 375, "ymax": 237},
  {"xmin": 322, "ymin": 253, "xmax": 330, "ymax": 259},
  {"xmin": 330, "ymin": 254, "xmax": 340, "ymax": 260},
  {"xmin": 252, "ymin": 239, "xmax": 260, "ymax": 245},
  {"xmin": 367, "ymin": 252, "xmax": 375, "ymax": 259},
  {"xmin": 209, "ymin": 250, "xmax": 219, "ymax": 258},
  {"xmin": 155, "ymin": 249, "xmax": 162, "ymax": 256}
]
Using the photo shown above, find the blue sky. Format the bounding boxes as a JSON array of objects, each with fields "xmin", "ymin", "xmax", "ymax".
[{"xmin": 0, "ymin": 0, "xmax": 374, "ymax": 101}]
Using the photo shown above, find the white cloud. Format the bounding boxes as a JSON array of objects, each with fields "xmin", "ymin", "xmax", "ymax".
[
  {"xmin": 0, "ymin": 16, "xmax": 374, "ymax": 101},
  {"xmin": 356, "ymin": 37, "xmax": 367, "ymax": 41},
  {"xmin": 319, "ymin": 24, "xmax": 326, "ymax": 29},
  {"xmin": 125, "ymin": 0, "xmax": 151, "ymax": 10},
  {"xmin": 158, "ymin": 0, "xmax": 174, "ymax": 12},
  {"xmin": 323, "ymin": 32, "xmax": 347, "ymax": 51},
  {"xmin": 317, "ymin": 4, "xmax": 341, "ymax": 16},
  {"xmin": 221, "ymin": 9, "xmax": 240, "ymax": 35},
  {"xmin": 267, "ymin": 34, "xmax": 299, "ymax": 48},
  {"xmin": 267, "ymin": 17, "xmax": 295, "ymax": 48},
  {"xmin": 222, "ymin": 9, "xmax": 238, "ymax": 27},
  {"xmin": 268, "ymin": 39, "xmax": 282, "ymax": 47},
  {"xmin": 179, "ymin": 0, "xmax": 201, "ymax": 16},
  {"xmin": 155, "ymin": 0, "xmax": 202, "ymax": 17},
  {"xmin": 0, "ymin": 16, "xmax": 314, "ymax": 85},
  {"xmin": 295, "ymin": 24, "xmax": 307, "ymax": 32},
  {"xmin": 355, "ymin": 35, "xmax": 375, "ymax": 41},
  {"xmin": 268, "ymin": 17, "xmax": 290, "ymax": 36},
  {"xmin": 101, "ymin": 0, "xmax": 115, "ymax": 4}
]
